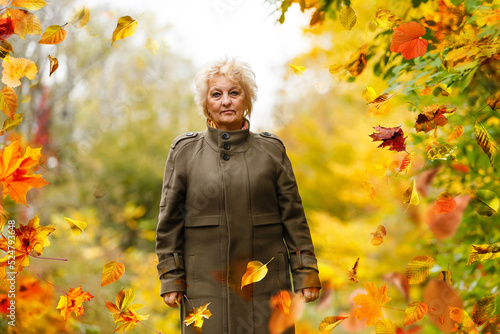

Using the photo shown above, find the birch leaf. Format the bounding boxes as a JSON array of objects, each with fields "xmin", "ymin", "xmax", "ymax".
[
  {"xmin": 112, "ymin": 16, "xmax": 138, "ymax": 45},
  {"xmin": 3, "ymin": 112, "xmax": 22, "ymax": 132},
  {"xmin": 8, "ymin": 9, "xmax": 41, "ymax": 39},
  {"xmin": 472, "ymin": 294, "xmax": 497, "ymax": 326},
  {"xmin": 319, "ymin": 316, "xmax": 349, "ymax": 333},
  {"xmin": 474, "ymin": 120, "xmax": 499, "ymax": 166},
  {"xmin": 38, "ymin": 25, "xmax": 66, "ymax": 44},
  {"xmin": 375, "ymin": 319, "xmax": 403, "ymax": 333},
  {"xmin": 339, "ymin": 6, "xmax": 357, "ymax": 30},
  {"xmin": 437, "ymin": 270, "xmax": 453, "ymax": 284},
  {"xmin": 404, "ymin": 301, "xmax": 428, "ymax": 326},
  {"xmin": 466, "ymin": 242, "xmax": 500, "ymax": 266},
  {"xmin": 241, "ymin": 257, "xmax": 273, "ymax": 288},
  {"xmin": 406, "ymin": 255, "xmax": 434, "ymax": 284},
  {"xmin": 101, "ymin": 260, "xmax": 125, "ymax": 287},
  {"xmin": 0, "ymin": 86, "xmax": 17, "ymax": 118},
  {"xmin": 472, "ymin": 189, "xmax": 499, "ymax": 216},
  {"xmin": 448, "ymin": 124, "xmax": 464, "ymax": 142},
  {"xmin": 63, "ymin": 217, "xmax": 87, "ymax": 235}
]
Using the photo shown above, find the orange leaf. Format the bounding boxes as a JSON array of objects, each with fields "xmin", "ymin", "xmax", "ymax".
[
  {"xmin": 8, "ymin": 9, "xmax": 41, "ymax": 39},
  {"xmin": 0, "ymin": 215, "xmax": 55, "ymax": 273},
  {"xmin": 101, "ymin": 261, "xmax": 125, "ymax": 287},
  {"xmin": 56, "ymin": 286, "xmax": 94, "ymax": 321},
  {"xmin": 2, "ymin": 56, "xmax": 37, "ymax": 87},
  {"xmin": 404, "ymin": 301, "xmax": 428, "ymax": 327},
  {"xmin": 448, "ymin": 124, "xmax": 464, "ymax": 142},
  {"xmin": 185, "ymin": 302, "xmax": 212, "ymax": 329},
  {"xmin": 271, "ymin": 290, "xmax": 291, "ymax": 317},
  {"xmin": 0, "ymin": 86, "xmax": 17, "ymax": 118},
  {"xmin": 397, "ymin": 153, "xmax": 414, "ymax": 175},
  {"xmin": 433, "ymin": 192, "xmax": 457, "ymax": 215},
  {"xmin": 348, "ymin": 257, "xmax": 359, "ymax": 283},
  {"xmin": 38, "ymin": 25, "xmax": 66, "ymax": 44},
  {"xmin": 0, "ymin": 139, "xmax": 49, "ymax": 206},
  {"xmin": 48, "ymin": 55, "xmax": 58, "ymax": 77},
  {"xmin": 241, "ymin": 257, "xmax": 273, "ymax": 288},
  {"xmin": 352, "ymin": 282, "xmax": 392, "ymax": 326},
  {"xmin": 371, "ymin": 225, "xmax": 387, "ymax": 246},
  {"xmin": 106, "ymin": 288, "xmax": 149, "ymax": 332},
  {"xmin": 390, "ymin": 21, "xmax": 428, "ymax": 60}
]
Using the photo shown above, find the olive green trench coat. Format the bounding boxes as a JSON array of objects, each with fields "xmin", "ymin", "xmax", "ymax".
[{"xmin": 156, "ymin": 119, "xmax": 321, "ymax": 334}]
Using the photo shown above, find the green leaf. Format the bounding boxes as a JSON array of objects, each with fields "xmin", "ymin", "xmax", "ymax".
[
  {"xmin": 472, "ymin": 189, "xmax": 499, "ymax": 216},
  {"xmin": 465, "ymin": 0, "xmax": 483, "ymax": 13}
]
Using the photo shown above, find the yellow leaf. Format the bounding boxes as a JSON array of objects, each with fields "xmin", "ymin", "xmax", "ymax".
[
  {"xmin": 405, "ymin": 255, "xmax": 434, "ymax": 284},
  {"xmin": 2, "ymin": 56, "xmax": 37, "ymax": 87},
  {"xmin": 427, "ymin": 143, "xmax": 457, "ymax": 161},
  {"xmin": 347, "ymin": 257, "xmax": 359, "ymax": 283},
  {"xmin": 437, "ymin": 270, "xmax": 453, "ymax": 284},
  {"xmin": 449, "ymin": 307, "xmax": 476, "ymax": 330},
  {"xmin": 116, "ymin": 288, "xmax": 135, "ymax": 310},
  {"xmin": 101, "ymin": 260, "xmax": 125, "ymax": 287},
  {"xmin": 63, "ymin": 217, "xmax": 87, "ymax": 235},
  {"xmin": 486, "ymin": 92, "xmax": 500, "ymax": 111},
  {"xmin": 362, "ymin": 87, "xmax": 377, "ymax": 102},
  {"xmin": 1, "ymin": 0, "xmax": 48, "ymax": 11},
  {"xmin": 0, "ymin": 86, "xmax": 17, "ymax": 118},
  {"xmin": 448, "ymin": 124, "xmax": 464, "ymax": 142},
  {"xmin": 112, "ymin": 16, "xmax": 139, "ymax": 45},
  {"xmin": 471, "ymin": 189, "xmax": 499, "ymax": 216},
  {"xmin": 48, "ymin": 55, "xmax": 58, "ymax": 77},
  {"xmin": 466, "ymin": 242, "xmax": 500, "ymax": 266},
  {"xmin": 472, "ymin": 294, "xmax": 497, "ymax": 326},
  {"xmin": 38, "ymin": 25, "xmax": 67, "ymax": 44},
  {"xmin": 3, "ymin": 112, "xmax": 22, "ymax": 131},
  {"xmin": 328, "ymin": 64, "xmax": 343, "ymax": 74},
  {"xmin": 144, "ymin": 38, "xmax": 159, "ymax": 55},
  {"xmin": 8, "ymin": 9, "xmax": 41, "ymax": 39},
  {"xmin": 289, "ymin": 64, "xmax": 306, "ymax": 77},
  {"xmin": 402, "ymin": 178, "xmax": 419, "ymax": 206},
  {"xmin": 185, "ymin": 302, "xmax": 212, "ymax": 330},
  {"xmin": 319, "ymin": 316, "xmax": 349, "ymax": 333},
  {"xmin": 474, "ymin": 120, "xmax": 499, "ymax": 167},
  {"xmin": 370, "ymin": 225, "xmax": 386, "ymax": 246},
  {"xmin": 375, "ymin": 319, "xmax": 402, "ymax": 333},
  {"xmin": 339, "ymin": 6, "xmax": 356, "ymax": 30},
  {"xmin": 69, "ymin": 7, "xmax": 90, "ymax": 28},
  {"xmin": 0, "ymin": 38, "xmax": 13, "ymax": 56},
  {"xmin": 241, "ymin": 257, "xmax": 273, "ymax": 288},
  {"xmin": 404, "ymin": 301, "xmax": 428, "ymax": 326},
  {"xmin": 374, "ymin": 8, "xmax": 403, "ymax": 29}
]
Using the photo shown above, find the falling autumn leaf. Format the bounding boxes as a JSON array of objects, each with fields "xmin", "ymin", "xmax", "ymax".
[
  {"xmin": 185, "ymin": 302, "xmax": 212, "ymax": 332},
  {"xmin": 433, "ymin": 192, "xmax": 457, "ymax": 214},
  {"xmin": 69, "ymin": 7, "xmax": 90, "ymax": 28},
  {"xmin": 271, "ymin": 290, "xmax": 291, "ymax": 317},
  {"xmin": 397, "ymin": 153, "xmax": 413, "ymax": 175},
  {"xmin": 348, "ymin": 258, "xmax": 359, "ymax": 283},
  {"xmin": 0, "ymin": 215, "xmax": 55, "ymax": 273},
  {"xmin": 0, "ymin": 139, "xmax": 49, "ymax": 206},
  {"xmin": 474, "ymin": 120, "xmax": 499, "ymax": 167},
  {"xmin": 374, "ymin": 8, "xmax": 403, "ymax": 29},
  {"xmin": 352, "ymin": 282, "xmax": 392, "ymax": 326},
  {"xmin": 470, "ymin": 189, "xmax": 499, "ymax": 217},
  {"xmin": 0, "ymin": 0, "xmax": 48, "ymax": 11},
  {"xmin": 56, "ymin": 286, "xmax": 94, "ymax": 321},
  {"xmin": 437, "ymin": 270, "xmax": 453, "ymax": 284},
  {"xmin": 101, "ymin": 261, "xmax": 125, "ymax": 287},
  {"xmin": 369, "ymin": 125, "xmax": 407, "ymax": 152},
  {"xmin": 414, "ymin": 104, "xmax": 455, "ymax": 133},
  {"xmin": 331, "ymin": 44, "xmax": 368, "ymax": 78},
  {"xmin": 319, "ymin": 316, "xmax": 349, "ymax": 333},
  {"xmin": 472, "ymin": 294, "xmax": 497, "ymax": 326},
  {"xmin": 289, "ymin": 64, "xmax": 306, "ymax": 77},
  {"xmin": 486, "ymin": 92, "xmax": 500, "ymax": 111},
  {"xmin": 112, "ymin": 16, "xmax": 139, "ymax": 45},
  {"xmin": 0, "ymin": 86, "xmax": 17, "ymax": 118},
  {"xmin": 8, "ymin": 9, "xmax": 41, "ymax": 39},
  {"xmin": 447, "ymin": 124, "xmax": 464, "ymax": 142},
  {"xmin": 2, "ymin": 56, "xmax": 37, "ymax": 87},
  {"xmin": 106, "ymin": 288, "xmax": 150, "ymax": 333},
  {"xmin": 367, "ymin": 92, "xmax": 397, "ymax": 109},
  {"xmin": 403, "ymin": 178, "xmax": 419, "ymax": 207},
  {"xmin": 63, "ymin": 217, "xmax": 87, "ymax": 235},
  {"xmin": 427, "ymin": 143, "xmax": 457, "ymax": 161},
  {"xmin": 38, "ymin": 25, "xmax": 67, "ymax": 44},
  {"xmin": 449, "ymin": 307, "xmax": 477, "ymax": 332},
  {"xmin": 48, "ymin": 55, "xmax": 58, "ymax": 77},
  {"xmin": 339, "ymin": 6, "xmax": 357, "ymax": 30},
  {"xmin": 0, "ymin": 18, "xmax": 14, "ymax": 39},
  {"xmin": 466, "ymin": 242, "xmax": 500, "ymax": 266},
  {"xmin": 0, "ymin": 39, "xmax": 13, "ymax": 58},
  {"xmin": 241, "ymin": 257, "xmax": 273, "ymax": 288},
  {"xmin": 3, "ymin": 112, "xmax": 22, "ymax": 132},
  {"xmin": 405, "ymin": 255, "xmax": 434, "ymax": 284},
  {"xmin": 375, "ymin": 319, "xmax": 403, "ymax": 333},
  {"xmin": 390, "ymin": 21, "xmax": 428, "ymax": 60},
  {"xmin": 371, "ymin": 225, "xmax": 387, "ymax": 246},
  {"xmin": 404, "ymin": 301, "xmax": 428, "ymax": 327}
]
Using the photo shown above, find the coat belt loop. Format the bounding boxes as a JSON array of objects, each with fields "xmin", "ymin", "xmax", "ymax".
[
  {"xmin": 296, "ymin": 250, "xmax": 303, "ymax": 269},
  {"xmin": 173, "ymin": 252, "xmax": 180, "ymax": 269}
]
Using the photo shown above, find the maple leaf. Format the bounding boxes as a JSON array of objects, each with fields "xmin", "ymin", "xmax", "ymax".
[
  {"xmin": 0, "ymin": 18, "xmax": 14, "ymax": 39},
  {"xmin": 1, "ymin": 56, "xmax": 37, "ymax": 87},
  {"xmin": 56, "ymin": 286, "xmax": 94, "ymax": 321},
  {"xmin": 415, "ymin": 104, "xmax": 456, "ymax": 133},
  {"xmin": 352, "ymin": 282, "xmax": 392, "ymax": 326},
  {"xmin": 185, "ymin": 302, "xmax": 212, "ymax": 332},
  {"xmin": 369, "ymin": 126, "xmax": 407, "ymax": 152},
  {"xmin": 105, "ymin": 288, "xmax": 150, "ymax": 333},
  {"xmin": 0, "ymin": 139, "xmax": 49, "ymax": 206},
  {"xmin": 0, "ymin": 215, "xmax": 55, "ymax": 273},
  {"xmin": 390, "ymin": 21, "xmax": 428, "ymax": 60}
]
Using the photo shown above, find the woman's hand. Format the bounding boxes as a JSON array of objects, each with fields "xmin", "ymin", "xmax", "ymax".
[
  {"xmin": 298, "ymin": 287, "xmax": 320, "ymax": 303},
  {"xmin": 163, "ymin": 291, "xmax": 183, "ymax": 308}
]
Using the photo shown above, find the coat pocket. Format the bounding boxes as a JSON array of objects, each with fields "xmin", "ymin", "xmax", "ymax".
[
  {"xmin": 252, "ymin": 213, "xmax": 281, "ymax": 226},
  {"xmin": 184, "ymin": 215, "xmax": 221, "ymax": 227},
  {"xmin": 278, "ymin": 251, "xmax": 291, "ymax": 290}
]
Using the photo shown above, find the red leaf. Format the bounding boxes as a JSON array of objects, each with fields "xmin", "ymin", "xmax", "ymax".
[
  {"xmin": 369, "ymin": 126, "xmax": 407, "ymax": 152},
  {"xmin": 0, "ymin": 18, "xmax": 14, "ymax": 39},
  {"xmin": 390, "ymin": 22, "xmax": 428, "ymax": 60}
]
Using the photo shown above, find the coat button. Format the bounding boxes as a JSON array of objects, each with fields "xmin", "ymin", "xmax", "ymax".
[
  {"xmin": 263, "ymin": 132, "xmax": 271, "ymax": 136},
  {"xmin": 222, "ymin": 132, "xmax": 230, "ymax": 140},
  {"xmin": 223, "ymin": 143, "xmax": 230, "ymax": 150},
  {"xmin": 222, "ymin": 153, "xmax": 230, "ymax": 161},
  {"xmin": 186, "ymin": 132, "xmax": 194, "ymax": 136}
]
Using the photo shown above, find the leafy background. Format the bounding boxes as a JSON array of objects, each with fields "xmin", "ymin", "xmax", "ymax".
[{"xmin": 0, "ymin": 0, "xmax": 498, "ymax": 333}]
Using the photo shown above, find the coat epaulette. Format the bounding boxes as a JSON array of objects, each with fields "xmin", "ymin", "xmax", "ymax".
[
  {"xmin": 170, "ymin": 132, "xmax": 199, "ymax": 149},
  {"xmin": 259, "ymin": 131, "xmax": 285, "ymax": 148}
]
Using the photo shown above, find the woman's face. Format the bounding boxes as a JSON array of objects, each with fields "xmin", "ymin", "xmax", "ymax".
[{"xmin": 207, "ymin": 74, "xmax": 246, "ymax": 131}]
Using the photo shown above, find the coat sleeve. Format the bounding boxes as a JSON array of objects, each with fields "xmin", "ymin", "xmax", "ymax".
[
  {"xmin": 156, "ymin": 146, "xmax": 187, "ymax": 297},
  {"xmin": 276, "ymin": 147, "xmax": 321, "ymax": 292}
]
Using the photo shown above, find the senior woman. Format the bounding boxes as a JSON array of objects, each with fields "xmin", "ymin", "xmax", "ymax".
[{"xmin": 156, "ymin": 58, "xmax": 320, "ymax": 334}]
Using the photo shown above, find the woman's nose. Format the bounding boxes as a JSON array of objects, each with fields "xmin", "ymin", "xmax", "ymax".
[{"xmin": 222, "ymin": 94, "xmax": 231, "ymax": 106}]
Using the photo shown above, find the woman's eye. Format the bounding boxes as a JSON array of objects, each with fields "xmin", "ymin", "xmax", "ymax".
[
  {"xmin": 230, "ymin": 91, "xmax": 239, "ymax": 96},
  {"xmin": 212, "ymin": 92, "xmax": 221, "ymax": 98}
]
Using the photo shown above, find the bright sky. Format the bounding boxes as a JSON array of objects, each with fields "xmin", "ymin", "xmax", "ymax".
[{"xmin": 86, "ymin": 0, "xmax": 312, "ymax": 131}]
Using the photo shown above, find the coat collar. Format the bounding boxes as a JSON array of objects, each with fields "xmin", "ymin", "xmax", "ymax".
[{"xmin": 204, "ymin": 117, "xmax": 253, "ymax": 152}]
